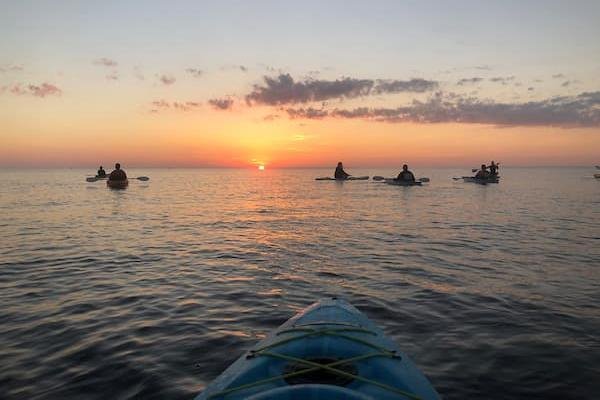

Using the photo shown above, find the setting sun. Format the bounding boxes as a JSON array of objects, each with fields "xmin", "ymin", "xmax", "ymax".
[{"xmin": 258, "ymin": 165, "xmax": 265, "ymax": 170}]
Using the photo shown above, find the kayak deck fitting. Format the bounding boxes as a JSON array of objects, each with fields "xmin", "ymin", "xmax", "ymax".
[{"xmin": 195, "ymin": 298, "xmax": 440, "ymax": 400}]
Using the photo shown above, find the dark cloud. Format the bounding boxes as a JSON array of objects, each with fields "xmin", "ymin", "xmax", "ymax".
[
  {"xmin": 528, "ymin": 87, "xmax": 534, "ymax": 91},
  {"xmin": 3, "ymin": 82, "xmax": 62, "ymax": 98},
  {"xmin": 246, "ymin": 74, "xmax": 437, "ymax": 105},
  {"xmin": 158, "ymin": 74, "xmax": 176, "ymax": 85},
  {"xmin": 489, "ymin": 76, "xmax": 515, "ymax": 85},
  {"xmin": 457, "ymin": 77, "xmax": 483, "ymax": 86},
  {"xmin": 552, "ymin": 73, "xmax": 565, "ymax": 79},
  {"xmin": 239, "ymin": 65, "xmax": 248, "ymax": 72},
  {"xmin": 284, "ymin": 91, "xmax": 600, "ymax": 127},
  {"xmin": 374, "ymin": 78, "xmax": 438, "ymax": 94},
  {"xmin": 185, "ymin": 68, "xmax": 203, "ymax": 78},
  {"xmin": 208, "ymin": 97, "xmax": 234, "ymax": 110},
  {"xmin": 150, "ymin": 99, "xmax": 201, "ymax": 112},
  {"xmin": 561, "ymin": 80, "xmax": 579, "ymax": 87},
  {"xmin": 286, "ymin": 107, "xmax": 328, "ymax": 119},
  {"xmin": 93, "ymin": 58, "xmax": 118, "ymax": 67},
  {"xmin": 474, "ymin": 65, "xmax": 492, "ymax": 71}
]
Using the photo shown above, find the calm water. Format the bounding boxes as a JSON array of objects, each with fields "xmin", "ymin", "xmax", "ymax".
[{"xmin": 1, "ymin": 167, "xmax": 599, "ymax": 399}]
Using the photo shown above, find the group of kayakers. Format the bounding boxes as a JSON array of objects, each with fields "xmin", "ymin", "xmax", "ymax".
[
  {"xmin": 97, "ymin": 163, "xmax": 127, "ymax": 181},
  {"xmin": 337, "ymin": 161, "xmax": 418, "ymax": 182},
  {"xmin": 474, "ymin": 161, "xmax": 499, "ymax": 179},
  {"xmin": 335, "ymin": 161, "xmax": 499, "ymax": 181}
]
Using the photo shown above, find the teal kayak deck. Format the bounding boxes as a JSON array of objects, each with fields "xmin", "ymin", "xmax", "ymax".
[{"xmin": 195, "ymin": 298, "xmax": 440, "ymax": 400}]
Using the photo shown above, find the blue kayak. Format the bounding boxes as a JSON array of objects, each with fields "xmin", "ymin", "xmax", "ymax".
[{"xmin": 195, "ymin": 298, "xmax": 440, "ymax": 400}]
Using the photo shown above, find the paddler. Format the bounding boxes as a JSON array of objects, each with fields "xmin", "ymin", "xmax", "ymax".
[
  {"xmin": 475, "ymin": 164, "xmax": 490, "ymax": 179},
  {"xmin": 395, "ymin": 164, "xmax": 416, "ymax": 182},
  {"xmin": 109, "ymin": 163, "xmax": 127, "ymax": 181},
  {"xmin": 97, "ymin": 166, "xmax": 106, "ymax": 178},
  {"xmin": 334, "ymin": 162, "xmax": 350, "ymax": 180},
  {"xmin": 488, "ymin": 161, "xmax": 499, "ymax": 177}
]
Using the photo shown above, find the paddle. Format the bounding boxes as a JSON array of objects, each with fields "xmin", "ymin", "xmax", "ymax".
[
  {"xmin": 373, "ymin": 176, "xmax": 429, "ymax": 183},
  {"xmin": 86, "ymin": 176, "xmax": 149, "ymax": 182}
]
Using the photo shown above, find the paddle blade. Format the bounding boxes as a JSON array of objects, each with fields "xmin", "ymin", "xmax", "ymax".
[
  {"xmin": 136, "ymin": 176, "xmax": 150, "ymax": 181},
  {"xmin": 86, "ymin": 177, "xmax": 98, "ymax": 182}
]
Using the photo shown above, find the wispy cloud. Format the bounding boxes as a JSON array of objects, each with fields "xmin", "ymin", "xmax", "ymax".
[
  {"xmin": 3, "ymin": 82, "xmax": 62, "ymax": 98},
  {"xmin": 284, "ymin": 91, "xmax": 600, "ymax": 127},
  {"xmin": 93, "ymin": 58, "xmax": 118, "ymax": 67},
  {"xmin": 106, "ymin": 71, "xmax": 119, "ymax": 81},
  {"xmin": 185, "ymin": 68, "xmax": 203, "ymax": 78},
  {"xmin": 150, "ymin": 99, "xmax": 201, "ymax": 112},
  {"xmin": 0, "ymin": 64, "xmax": 24, "ymax": 73},
  {"xmin": 489, "ymin": 76, "xmax": 515, "ymax": 85},
  {"xmin": 457, "ymin": 77, "xmax": 483, "ymax": 86},
  {"xmin": 158, "ymin": 74, "xmax": 176, "ymax": 85},
  {"xmin": 208, "ymin": 97, "xmax": 234, "ymax": 110},
  {"xmin": 246, "ymin": 74, "xmax": 438, "ymax": 105},
  {"xmin": 552, "ymin": 73, "xmax": 565, "ymax": 79}
]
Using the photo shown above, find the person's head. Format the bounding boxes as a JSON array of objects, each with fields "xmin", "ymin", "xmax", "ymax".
[
  {"xmin": 99, "ymin": 166, "xmax": 103, "ymax": 169},
  {"xmin": 337, "ymin": 162, "xmax": 343, "ymax": 168},
  {"xmin": 115, "ymin": 163, "xmax": 121, "ymax": 170},
  {"xmin": 402, "ymin": 164, "xmax": 408, "ymax": 171},
  {"xmin": 491, "ymin": 160, "xmax": 496, "ymax": 165},
  {"xmin": 481, "ymin": 164, "xmax": 487, "ymax": 170}
]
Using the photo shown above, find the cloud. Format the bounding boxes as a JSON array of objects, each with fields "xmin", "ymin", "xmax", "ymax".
[
  {"xmin": 106, "ymin": 71, "xmax": 119, "ymax": 81},
  {"xmin": 239, "ymin": 65, "xmax": 248, "ymax": 72},
  {"xmin": 158, "ymin": 74, "xmax": 176, "ymax": 85},
  {"xmin": 3, "ymin": 82, "xmax": 62, "ymax": 98},
  {"xmin": 208, "ymin": 97, "xmax": 234, "ymax": 110},
  {"xmin": 283, "ymin": 91, "xmax": 600, "ymax": 127},
  {"xmin": 374, "ymin": 78, "xmax": 438, "ymax": 94},
  {"xmin": 457, "ymin": 77, "xmax": 483, "ymax": 86},
  {"xmin": 474, "ymin": 65, "xmax": 492, "ymax": 71},
  {"xmin": 0, "ymin": 64, "xmax": 24, "ymax": 73},
  {"xmin": 552, "ymin": 73, "xmax": 565, "ymax": 79},
  {"xmin": 246, "ymin": 74, "xmax": 437, "ymax": 105},
  {"xmin": 150, "ymin": 99, "xmax": 201, "ymax": 112},
  {"xmin": 93, "ymin": 58, "xmax": 118, "ymax": 67},
  {"xmin": 489, "ymin": 76, "xmax": 515, "ymax": 85},
  {"xmin": 185, "ymin": 68, "xmax": 203, "ymax": 78}
]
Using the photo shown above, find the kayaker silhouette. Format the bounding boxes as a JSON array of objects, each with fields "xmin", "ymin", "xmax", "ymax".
[
  {"xmin": 334, "ymin": 162, "xmax": 350, "ymax": 180},
  {"xmin": 395, "ymin": 164, "xmax": 416, "ymax": 182},
  {"xmin": 97, "ymin": 166, "xmax": 106, "ymax": 178},
  {"xmin": 475, "ymin": 164, "xmax": 490, "ymax": 179},
  {"xmin": 109, "ymin": 163, "xmax": 127, "ymax": 181},
  {"xmin": 488, "ymin": 161, "xmax": 499, "ymax": 177}
]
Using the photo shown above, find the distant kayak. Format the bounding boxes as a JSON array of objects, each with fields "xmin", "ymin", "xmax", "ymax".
[
  {"xmin": 384, "ymin": 179, "xmax": 422, "ymax": 186},
  {"xmin": 462, "ymin": 176, "xmax": 499, "ymax": 184},
  {"xmin": 195, "ymin": 298, "xmax": 440, "ymax": 400},
  {"xmin": 316, "ymin": 176, "xmax": 369, "ymax": 181},
  {"xmin": 106, "ymin": 179, "xmax": 128, "ymax": 189},
  {"xmin": 594, "ymin": 173, "xmax": 600, "ymax": 179}
]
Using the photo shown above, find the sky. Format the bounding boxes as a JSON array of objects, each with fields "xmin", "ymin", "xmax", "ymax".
[{"xmin": 1, "ymin": 0, "xmax": 599, "ymax": 168}]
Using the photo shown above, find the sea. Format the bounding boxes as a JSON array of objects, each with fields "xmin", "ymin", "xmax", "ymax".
[{"xmin": 1, "ymin": 167, "xmax": 599, "ymax": 400}]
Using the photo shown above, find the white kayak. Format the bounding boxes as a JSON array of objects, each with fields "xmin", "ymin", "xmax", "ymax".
[
  {"xmin": 462, "ymin": 176, "xmax": 499, "ymax": 184},
  {"xmin": 315, "ymin": 176, "xmax": 370, "ymax": 181}
]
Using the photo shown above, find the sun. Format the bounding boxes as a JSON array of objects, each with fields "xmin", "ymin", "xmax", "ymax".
[{"xmin": 258, "ymin": 165, "xmax": 265, "ymax": 170}]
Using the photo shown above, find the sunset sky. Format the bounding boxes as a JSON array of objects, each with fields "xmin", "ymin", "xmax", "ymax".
[{"xmin": 1, "ymin": 0, "xmax": 599, "ymax": 168}]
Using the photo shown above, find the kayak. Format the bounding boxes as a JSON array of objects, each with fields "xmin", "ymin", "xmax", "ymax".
[
  {"xmin": 594, "ymin": 173, "xmax": 600, "ymax": 179},
  {"xmin": 462, "ymin": 176, "xmax": 499, "ymax": 184},
  {"xmin": 195, "ymin": 298, "xmax": 440, "ymax": 400},
  {"xmin": 107, "ymin": 179, "xmax": 128, "ymax": 189},
  {"xmin": 316, "ymin": 176, "xmax": 370, "ymax": 181},
  {"xmin": 384, "ymin": 179, "xmax": 422, "ymax": 186}
]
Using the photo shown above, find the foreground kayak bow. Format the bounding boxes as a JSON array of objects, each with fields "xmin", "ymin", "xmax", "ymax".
[{"xmin": 195, "ymin": 298, "xmax": 440, "ymax": 400}]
